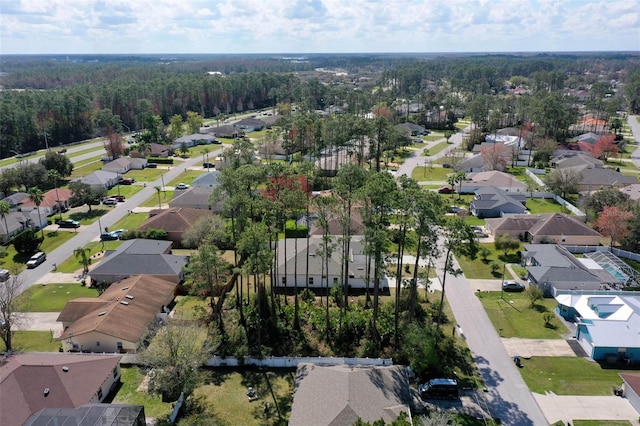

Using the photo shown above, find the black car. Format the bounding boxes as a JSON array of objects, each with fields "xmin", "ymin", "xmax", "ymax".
[
  {"xmin": 57, "ymin": 219, "xmax": 80, "ymax": 228},
  {"xmin": 100, "ymin": 232, "xmax": 118, "ymax": 241},
  {"xmin": 502, "ymin": 281, "xmax": 526, "ymax": 292},
  {"xmin": 146, "ymin": 163, "xmax": 158, "ymax": 168},
  {"xmin": 203, "ymin": 162, "xmax": 215, "ymax": 168}
]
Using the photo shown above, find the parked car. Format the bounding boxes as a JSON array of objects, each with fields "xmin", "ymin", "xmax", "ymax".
[
  {"xmin": 0, "ymin": 269, "xmax": 10, "ymax": 282},
  {"xmin": 26, "ymin": 251, "xmax": 46, "ymax": 269},
  {"xmin": 448, "ymin": 206, "xmax": 461, "ymax": 214},
  {"xmin": 103, "ymin": 197, "xmax": 118, "ymax": 205},
  {"xmin": 112, "ymin": 195, "xmax": 126, "ymax": 202},
  {"xmin": 57, "ymin": 148, "xmax": 67, "ymax": 154},
  {"xmin": 110, "ymin": 229, "xmax": 126, "ymax": 238},
  {"xmin": 212, "ymin": 139, "xmax": 222, "ymax": 144},
  {"xmin": 175, "ymin": 183, "xmax": 189, "ymax": 190},
  {"xmin": 57, "ymin": 219, "xmax": 80, "ymax": 228},
  {"xmin": 100, "ymin": 232, "xmax": 118, "ymax": 241},
  {"xmin": 502, "ymin": 281, "xmax": 525, "ymax": 292},
  {"xmin": 418, "ymin": 378, "xmax": 459, "ymax": 400},
  {"xmin": 202, "ymin": 162, "xmax": 215, "ymax": 169},
  {"xmin": 472, "ymin": 226, "xmax": 488, "ymax": 238},
  {"xmin": 119, "ymin": 177, "xmax": 135, "ymax": 185},
  {"xmin": 146, "ymin": 163, "xmax": 158, "ymax": 168},
  {"xmin": 437, "ymin": 186, "xmax": 455, "ymax": 194}
]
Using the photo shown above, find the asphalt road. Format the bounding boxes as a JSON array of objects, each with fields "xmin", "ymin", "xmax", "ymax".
[
  {"xmin": 627, "ymin": 115, "xmax": 640, "ymax": 168},
  {"xmin": 14, "ymin": 147, "xmax": 224, "ymax": 295}
]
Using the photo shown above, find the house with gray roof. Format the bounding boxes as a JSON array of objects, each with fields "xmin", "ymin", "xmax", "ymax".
[
  {"xmin": 191, "ymin": 171, "xmax": 221, "ymax": 190},
  {"xmin": 395, "ymin": 122, "xmax": 429, "ymax": 136},
  {"xmin": 523, "ymin": 244, "xmax": 618, "ymax": 295},
  {"xmin": 288, "ymin": 363, "xmax": 412, "ymax": 426},
  {"xmin": 172, "ymin": 133, "xmax": 217, "ymax": 149},
  {"xmin": 619, "ymin": 183, "xmax": 640, "ymax": 201},
  {"xmin": 568, "ymin": 165, "xmax": 637, "ymax": 192},
  {"xmin": 0, "ymin": 209, "xmax": 48, "ymax": 243},
  {"xmin": 2, "ymin": 192, "xmax": 30, "ymax": 208},
  {"xmin": 469, "ymin": 186, "xmax": 527, "ymax": 218},
  {"xmin": 460, "ymin": 170, "xmax": 527, "ymax": 194},
  {"xmin": 551, "ymin": 153, "xmax": 604, "ymax": 169},
  {"xmin": 575, "ymin": 132, "xmax": 601, "ymax": 144},
  {"xmin": 275, "ymin": 236, "xmax": 387, "ymax": 291},
  {"xmin": 88, "ymin": 239, "xmax": 187, "ymax": 285},
  {"xmin": 555, "ymin": 292, "xmax": 640, "ymax": 364},
  {"xmin": 101, "ymin": 157, "xmax": 131, "ymax": 174},
  {"xmin": 234, "ymin": 118, "xmax": 265, "ymax": 133},
  {"xmin": 169, "ymin": 186, "xmax": 221, "ymax": 212},
  {"xmin": 205, "ymin": 124, "xmax": 242, "ymax": 138},
  {"xmin": 485, "ymin": 213, "xmax": 601, "ymax": 245},
  {"xmin": 76, "ymin": 170, "xmax": 119, "ymax": 190}
]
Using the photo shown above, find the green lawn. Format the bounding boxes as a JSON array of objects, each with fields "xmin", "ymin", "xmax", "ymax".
[
  {"xmin": 167, "ymin": 169, "xmax": 206, "ymax": 186},
  {"xmin": 67, "ymin": 146, "xmax": 105, "ymax": 159},
  {"xmin": 423, "ymin": 135, "xmax": 445, "ymax": 142},
  {"xmin": 0, "ymin": 331, "xmax": 61, "ymax": 352},
  {"xmin": 411, "ymin": 165, "xmax": 454, "ymax": 182},
  {"xmin": 0, "ymin": 230, "xmax": 77, "ymax": 273},
  {"xmin": 573, "ymin": 421, "xmax": 632, "ymax": 426},
  {"xmin": 112, "ymin": 367, "xmax": 173, "ymax": 420},
  {"xmin": 140, "ymin": 190, "xmax": 176, "ymax": 208},
  {"xmin": 57, "ymin": 240, "xmax": 122, "ymax": 273},
  {"xmin": 106, "ymin": 184, "xmax": 144, "ymax": 199},
  {"xmin": 16, "ymin": 283, "xmax": 99, "ymax": 311},
  {"xmin": 476, "ymin": 291, "xmax": 567, "ymax": 339},
  {"xmin": 125, "ymin": 167, "xmax": 167, "ymax": 182},
  {"xmin": 426, "ymin": 141, "xmax": 449, "ymax": 156},
  {"xmin": 457, "ymin": 243, "xmax": 522, "ymax": 280},
  {"xmin": 69, "ymin": 159, "xmax": 104, "ymax": 179},
  {"xmin": 526, "ymin": 198, "xmax": 570, "ymax": 215},
  {"xmin": 520, "ymin": 357, "xmax": 631, "ymax": 396}
]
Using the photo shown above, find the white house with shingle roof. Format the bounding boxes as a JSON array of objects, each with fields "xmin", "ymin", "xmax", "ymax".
[{"xmin": 76, "ymin": 170, "xmax": 119, "ymax": 190}]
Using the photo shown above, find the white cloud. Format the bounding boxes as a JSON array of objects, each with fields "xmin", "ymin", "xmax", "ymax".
[{"xmin": 0, "ymin": 0, "xmax": 638, "ymax": 54}]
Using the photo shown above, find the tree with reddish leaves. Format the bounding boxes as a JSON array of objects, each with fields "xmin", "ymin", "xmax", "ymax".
[
  {"xmin": 592, "ymin": 134, "xmax": 618, "ymax": 161},
  {"xmin": 594, "ymin": 205, "xmax": 633, "ymax": 248},
  {"xmin": 104, "ymin": 131, "xmax": 124, "ymax": 160},
  {"xmin": 480, "ymin": 142, "xmax": 512, "ymax": 171}
]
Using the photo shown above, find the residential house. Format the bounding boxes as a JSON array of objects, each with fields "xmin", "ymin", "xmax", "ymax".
[
  {"xmin": 257, "ymin": 140, "xmax": 289, "ymax": 161},
  {"xmin": 77, "ymin": 170, "xmax": 120, "ymax": 190},
  {"xmin": 88, "ymin": 239, "xmax": 187, "ymax": 285},
  {"xmin": 523, "ymin": 244, "xmax": 618, "ymax": 295},
  {"xmin": 2, "ymin": 192, "xmax": 30, "ymax": 208},
  {"xmin": 289, "ymin": 363, "xmax": 412, "ymax": 426},
  {"xmin": 140, "ymin": 207, "xmax": 212, "ymax": 247},
  {"xmin": 0, "ymin": 353, "xmax": 122, "ymax": 426},
  {"xmin": 274, "ymin": 236, "xmax": 387, "ymax": 291},
  {"xmin": 574, "ymin": 132, "xmax": 601, "ymax": 144},
  {"xmin": 169, "ymin": 186, "xmax": 221, "ymax": 212},
  {"xmin": 469, "ymin": 186, "xmax": 527, "ymax": 218},
  {"xmin": 395, "ymin": 122, "xmax": 429, "ymax": 136},
  {"xmin": 58, "ymin": 274, "xmax": 176, "ymax": 353},
  {"xmin": 234, "ymin": 118, "xmax": 265, "ymax": 133},
  {"xmin": 456, "ymin": 154, "xmax": 485, "ymax": 173},
  {"xmin": 20, "ymin": 188, "xmax": 72, "ymax": 217},
  {"xmin": 619, "ymin": 183, "xmax": 640, "ymax": 201},
  {"xmin": 555, "ymin": 292, "xmax": 640, "ymax": 364},
  {"xmin": 567, "ymin": 164, "xmax": 637, "ymax": 192},
  {"xmin": 460, "ymin": 170, "xmax": 527, "ymax": 194},
  {"xmin": 206, "ymin": 124, "xmax": 242, "ymax": 138},
  {"xmin": 173, "ymin": 133, "xmax": 217, "ymax": 150},
  {"xmin": 192, "ymin": 171, "xmax": 221, "ymax": 190},
  {"xmin": 149, "ymin": 143, "xmax": 170, "ymax": 158},
  {"xmin": 485, "ymin": 213, "xmax": 602, "ymax": 245},
  {"xmin": 551, "ymin": 153, "xmax": 604, "ymax": 169},
  {"xmin": 101, "ymin": 157, "xmax": 131, "ymax": 174},
  {"xmin": 315, "ymin": 146, "xmax": 353, "ymax": 177},
  {"xmin": 0, "ymin": 209, "xmax": 48, "ymax": 243},
  {"xmin": 25, "ymin": 404, "xmax": 146, "ymax": 426}
]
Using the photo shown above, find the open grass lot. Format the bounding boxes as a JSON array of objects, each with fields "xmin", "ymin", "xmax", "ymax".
[
  {"xmin": 520, "ymin": 357, "xmax": 632, "ymax": 396},
  {"xmin": 476, "ymin": 291, "xmax": 567, "ymax": 339},
  {"xmin": 16, "ymin": 283, "xmax": 98, "ymax": 311},
  {"xmin": 56, "ymin": 240, "xmax": 122, "ymax": 273},
  {"xmin": 525, "ymin": 198, "xmax": 570, "ymax": 215},
  {"xmin": 573, "ymin": 421, "xmax": 632, "ymax": 426},
  {"xmin": 69, "ymin": 159, "xmax": 104, "ymax": 179},
  {"xmin": 167, "ymin": 169, "xmax": 206, "ymax": 186},
  {"xmin": 0, "ymin": 230, "xmax": 77, "ymax": 273},
  {"xmin": 457, "ymin": 243, "xmax": 522, "ymax": 280},
  {"xmin": 112, "ymin": 367, "xmax": 173, "ymax": 420},
  {"xmin": 0, "ymin": 331, "xmax": 61, "ymax": 352},
  {"xmin": 426, "ymin": 141, "xmax": 450, "ymax": 155},
  {"xmin": 140, "ymin": 189, "xmax": 176, "ymax": 208},
  {"xmin": 411, "ymin": 165, "xmax": 454, "ymax": 182},
  {"xmin": 125, "ymin": 167, "xmax": 167, "ymax": 182}
]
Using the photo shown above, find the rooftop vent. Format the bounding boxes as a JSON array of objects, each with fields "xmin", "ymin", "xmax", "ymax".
[
  {"xmin": 44, "ymin": 388, "xmax": 50, "ymax": 397},
  {"xmin": 62, "ymin": 366, "xmax": 69, "ymax": 372},
  {"xmin": 121, "ymin": 286, "xmax": 129, "ymax": 291},
  {"xmin": 125, "ymin": 294, "xmax": 134, "ymax": 300},
  {"xmin": 120, "ymin": 301, "xmax": 129, "ymax": 306},
  {"xmin": 98, "ymin": 311, "xmax": 106, "ymax": 316}
]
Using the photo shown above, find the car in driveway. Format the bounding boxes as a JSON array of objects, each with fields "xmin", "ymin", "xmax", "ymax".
[
  {"xmin": 146, "ymin": 163, "xmax": 158, "ymax": 168},
  {"xmin": 119, "ymin": 177, "xmax": 135, "ymax": 185},
  {"xmin": 202, "ymin": 162, "xmax": 215, "ymax": 169},
  {"xmin": 502, "ymin": 281, "xmax": 525, "ymax": 292},
  {"xmin": 175, "ymin": 183, "xmax": 190, "ymax": 190},
  {"xmin": 102, "ymin": 197, "xmax": 118, "ymax": 205},
  {"xmin": 0, "ymin": 269, "xmax": 10, "ymax": 282},
  {"xmin": 100, "ymin": 232, "xmax": 119, "ymax": 241},
  {"xmin": 57, "ymin": 219, "xmax": 80, "ymax": 228}
]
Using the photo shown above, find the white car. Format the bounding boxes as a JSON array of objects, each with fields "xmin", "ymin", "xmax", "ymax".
[{"xmin": 175, "ymin": 183, "xmax": 189, "ymax": 190}]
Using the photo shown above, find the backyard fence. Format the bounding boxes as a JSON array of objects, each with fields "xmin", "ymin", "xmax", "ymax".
[{"xmin": 205, "ymin": 356, "xmax": 393, "ymax": 368}]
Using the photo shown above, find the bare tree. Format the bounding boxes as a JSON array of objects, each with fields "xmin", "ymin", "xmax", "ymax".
[
  {"xmin": 545, "ymin": 167, "xmax": 582, "ymax": 198},
  {"xmin": 0, "ymin": 276, "xmax": 29, "ymax": 352}
]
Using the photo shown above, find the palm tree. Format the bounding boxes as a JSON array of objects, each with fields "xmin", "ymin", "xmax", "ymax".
[
  {"xmin": 74, "ymin": 247, "xmax": 92, "ymax": 275},
  {"xmin": 0, "ymin": 201, "xmax": 10, "ymax": 243},
  {"xmin": 28, "ymin": 187, "xmax": 45, "ymax": 238},
  {"xmin": 154, "ymin": 186, "xmax": 162, "ymax": 209}
]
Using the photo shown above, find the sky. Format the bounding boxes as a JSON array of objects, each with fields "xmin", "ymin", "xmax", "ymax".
[{"xmin": 1, "ymin": 0, "xmax": 639, "ymax": 55}]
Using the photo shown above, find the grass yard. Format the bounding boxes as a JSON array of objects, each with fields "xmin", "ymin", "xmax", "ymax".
[
  {"xmin": 191, "ymin": 369, "xmax": 294, "ymax": 426},
  {"xmin": 167, "ymin": 169, "xmax": 207, "ymax": 187},
  {"xmin": 0, "ymin": 230, "xmax": 77, "ymax": 273},
  {"xmin": 426, "ymin": 141, "xmax": 450, "ymax": 156},
  {"xmin": 0, "ymin": 331, "xmax": 61, "ymax": 352},
  {"xmin": 125, "ymin": 167, "xmax": 167, "ymax": 182},
  {"xmin": 462, "ymin": 215, "xmax": 486, "ymax": 227},
  {"xmin": 16, "ymin": 283, "xmax": 99, "ymax": 311},
  {"xmin": 112, "ymin": 367, "xmax": 173, "ymax": 420},
  {"xmin": 67, "ymin": 145, "xmax": 104, "ymax": 159},
  {"xmin": 520, "ymin": 357, "xmax": 630, "ymax": 396},
  {"xmin": 140, "ymin": 189, "xmax": 175, "ymax": 208},
  {"xmin": 526, "ymin": 198, "xmax": 571, "ymax": 215},
  {"xmin": 411, "ymin": 165, "xmax": 454, "ymax": 182},
  {"xmin": 69, "ymin": 159, "xmax": 104, "ymax": 179},
  {"xmin": 56, "ymin": 240, "xmax": 122, "ymax": 273},
  {"xmin": 106, "ymin": 184, "xmax": 143, "ymax": 199},
  {"xmin": 456, "ymin": 243, "xmax": 522, "ymax": 280},
  {"xmin": 173, "ymin": 295, "xmax": 209, "ymax": 321},
  {"xmin": 476, "ymin": 291, "xmax": 567, "ymax": 339},
  {"xmin": 573, "ymin": 421, "xmax": 632, "ymax": 426}
]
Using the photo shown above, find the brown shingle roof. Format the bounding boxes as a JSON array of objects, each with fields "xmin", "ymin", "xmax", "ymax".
[
  {"xmin": 0, "ymin": 353, "xmax": 121, "ymax": 426},
  {"xmin": 21, "ymin": 188, "xmax": 72, "ymax": 208},
  {"xmin": 140, "ymin": 207, "xmax": 212, "ymax": 233},
  {"xmin": 59, "ymin": 275, "xmax": 176, "ymax": 343}
]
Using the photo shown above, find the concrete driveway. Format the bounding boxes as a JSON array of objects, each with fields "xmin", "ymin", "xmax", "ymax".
[
  {"xmin": 534, "ymin": 393, "xmax": 639, "ymax": 425},
  {"xmin": 501, "ymin": 338, "xmax": 575, "ymax": 358},
  {"xmin": 20, "ymin": 312, "xmax": 63, "ymax": 337}
]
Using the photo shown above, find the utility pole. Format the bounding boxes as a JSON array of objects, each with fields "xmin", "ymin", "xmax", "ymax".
[
  {"xmin": 500, "ymin": 263, "xmax": 506, "ymax": 300},
  {"xmin": 44, "ymin": 132, "xmax": 50, "ymax": 152}
]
